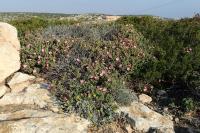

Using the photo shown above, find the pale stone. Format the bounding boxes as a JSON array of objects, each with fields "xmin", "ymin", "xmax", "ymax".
[
  {"xmin": 0, "ymin": 22, "xmax": 20, "ymax": 50},
  {"xmin": 0, "ymin": 109, "xmax": 90, "ymax": 133},
  {"xmin": 0, "ymin": 85, "xmax": 8, "ymax": 97},
  {"xmin": 139, "ymin": 94, "xmax": 152, "ymax": 104},
  {"xmin": 103, "ymin": 15, "xmax": 121, "ymax": 21},
  {"xmin": 0, "ymin": 22, "xmax": 20, "ymax": 83},
  {"xmin": 117, "ymin": 102, "xmax": 174, "ymax": 133},
  {"xmin": 0, "ymin": 83, "xmax": 90, "ymax": 132},
  {"xmin": 7, "ymin": 72, "xmax": 36, "ymax": 92},
  {"xmin": 0, "ymin": 84, "xmax": 54, "ymax": 109}
]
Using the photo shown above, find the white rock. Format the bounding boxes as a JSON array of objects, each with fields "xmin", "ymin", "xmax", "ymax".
[
  {"xmin": 139, "ymin": 94, "xmax": 152, "ymax": 104},
  {"xmin": 0, "ymin": 22, "xmax": 20, "ymax": 50},
  {"xmin": 117, "ymin": 102, "xmax": 174, "ymax": 133},
  {"xmin": 0, "ymin": 85, "xmax": 8, "ymax": 97},
  {"xmin": 0, "ymin": 22, "xmax": 20, "ymax": 83},
  {"xmin": 0, "ymin": 109, "xmax": 90, "ymax": 133},
  {"xmin": 0, "ymin": 84, "xmax": 53, "ymax": 109},
  {"xmin": 8, "ymin": 72, "xmax": 35, "ymax": 92}
]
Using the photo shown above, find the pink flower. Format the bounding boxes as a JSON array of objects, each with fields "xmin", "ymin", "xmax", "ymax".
[
  {"xmin": 41, "ymin": 48, "xmax": 45, "ymax": 53},
  {"xmin": 22, "ymin": 64, "xmax": 27, "ymax": 68},
  {"xmin": 76, "ymin": 58, "xmax": 81, "ymax": 62},
  {"xmin": 127, "ymin": 67, "xmax": 131, "ymax": 71},
  {"xmin": 116, "ymin": 57, "xmax": 120, "ymax": 62},
  {"xmin": 100, "ymin": 70, "xmax": 107, "ymax": 77},
  {"xmin": 26, "ymin": 44, "xmax": 31, "ymax": 48},
  {"xmin": 107, "ymin": 78, "xmax": 111, "ymax": 82},
  {"xmin": 94, "ymin": 76, "xmax": 99, "ymax": 80},
  {"xmin": 37, "ymin": 60, "xmax": 41, "ymax": 64},
  {"xmin": 80, "ymin": 80, "xmax": 85, "ymax": 84}
]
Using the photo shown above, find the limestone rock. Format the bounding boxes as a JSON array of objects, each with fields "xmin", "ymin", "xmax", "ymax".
[
  {"xmin": 0, "ymin": 85, "xmax": 8, "ymax": 98},
  {"xmin": 0, "ymin": 109, "xmax": 90, "ymax": 133},
  {"xmin": 7, "ymin": 72, "xmax": 36, "ymax": 92},
  {"xmin": 0, "ymin": 22, "xmax": 20, "ymax": 50},
  {"xmin": 0, "ymin": 84, "xmax": 54, "ymax": 109},
  {"xmin": 117, "ymin": 102, "xmax": 174, "ymax": 133},
  {"xmin": 139, "ymin": 94, "xmax": 152, "ymax": 104},
  {"xmin": 0, "ymin": 22, "xmax": 20, "ymax": 83}
]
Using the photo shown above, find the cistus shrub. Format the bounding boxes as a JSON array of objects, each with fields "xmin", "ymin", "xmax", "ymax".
[
  {"xmin": 44, "ymin": 23, "xmax": 151, "ymax": 125},
  {"xmin": 117, "ymin": 16, "xmax": 200, "ymax": 110}
]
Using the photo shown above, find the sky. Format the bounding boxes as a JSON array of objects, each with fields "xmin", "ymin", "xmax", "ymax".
[{"xmin": 0, "ymin": 0, "xmax": 199, "ymax": 18}]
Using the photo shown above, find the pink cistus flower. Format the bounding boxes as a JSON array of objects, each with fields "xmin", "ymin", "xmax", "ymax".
[
  {"xmin": 80, "ymin": 80, "xmax": 85, "ymax": 84},
  {"xmin": 22, "ymin": 64, "xmax": 27, "ymax": 68},
  {"xmin": 107, "ymin": 78, "xmax": 112, "ymax": 82},
  {"xmin": 26, "ymin": 44, "xmax": 31, "ymax": 48},
  {"xmin": 76, "ymin": 58, "xmax": 81, "ymax": 63},
  {"xmin": 116, "ymin": 57, "xmax": 120, "ymax": 62},
  {"xmin": 37, "ymin": 60, "xmax": 41, "ymax": 65},
  {"xmin": 100, "ymin": 70, "xmax": 107, "ymax": 77},
  {"xmin": 94, "ymin": 76, "xmax": 99, "ymax": 80},
  {"xmin": 127, "ymin": 67, "xmax": 131, "ymax": 71},
  {"xmin": 41, "ymin": 48, "xmax": 45, "ymax": 53}
]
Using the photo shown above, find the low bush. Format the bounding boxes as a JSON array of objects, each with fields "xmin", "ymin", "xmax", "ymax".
[
  {"xmin": 45, "ymin": 23, "xmax": 151, "ymax": 125},
  {"xmin": 15, "ymin": 22, "xmax": 149, "ymax": 125},
  {"xmin": 117, "ymin": 16, "xmax": 200, "ymax": 110}
]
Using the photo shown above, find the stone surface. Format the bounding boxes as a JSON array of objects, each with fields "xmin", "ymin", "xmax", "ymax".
[
  {"xmin": 117, "ymin": 102, "xmax": 174, "ymax": 133},
  {"xmin": 7, "ymin": 72, "xmax": 36, "ymax": 92},
  {"xmin": 0, "ymin": 22, "xmax": 20, "ymax": 50},
  {"xmin": 0, "ymin": 83, "xmax": 90, "ymax": 133},
  {"xmin": 0, "ymin": 22, "xmax": 20, "ymax": 83},
  {"xmin": 0, "ymin": 84, "xmax": 54, "ymax": 109},
  {"xmin": 103, "ymin": 15, "xmax": 121, "ymax": 21},
  {"xmin": 0, "ymin": 85, "xmax": 8, "ymax": 98},
  {"xmin": 139, "ymin": 94, "xmax": 152, "ymax": 104},
  {"xmin": 0, "ymin": 109, "xmax": 90, "ymax": 133}
]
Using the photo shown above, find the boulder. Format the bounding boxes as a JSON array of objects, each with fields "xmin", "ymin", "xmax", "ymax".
[
  {"xmin": 139, "ymin": 94, "xmax": 152, "ymax": 104},
  {"xmin": 0, "ymin": 22, "xmax": 20, "ymax": 83},
  {"xmin": 0, "ymin": 85, "xmax": 8, "ymax": 98},
  {"xmin": 7, "ymin": 72, "xmax": 36, "ymax": 92},
  {"xmin": 0, "ymin": 22, "xmax": 20, "ymax": 50},
  {"xmin": 117, "ymin": 102, "xmax": 174, "ymax": 133}
]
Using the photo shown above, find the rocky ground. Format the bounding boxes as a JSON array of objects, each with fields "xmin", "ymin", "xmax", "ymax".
[{"xmin": 0, "ymin": 21, "xmax": 175, "ymax": 133}]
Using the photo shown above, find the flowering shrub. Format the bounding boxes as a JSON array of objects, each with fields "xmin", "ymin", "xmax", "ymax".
[
  {"xmin": 117, "ymin": 16, "xmax": 200, "ymax": 111},
  {"xmin": 43, "ymin": 23, "xmax": 151, "ymax": 125}
]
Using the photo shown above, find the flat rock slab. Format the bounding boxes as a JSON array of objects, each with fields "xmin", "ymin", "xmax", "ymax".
[
  {"xmin": 0, "ymin": 83, "xmax": 90, "ymax": 133},
  {"xmin": 117, "ymin": 102, "xmax": 174, "ymax": 133},
  {"xmin": 0, "ymin": 109, "xmax": 90, "ymax": 133},
  {"xmin": 7, "ymin": 72, "xmax": 36, "ymax": 93},
  {"xmin": 0, "ymin": 84, "xmax": 53, "ymax": 109}
]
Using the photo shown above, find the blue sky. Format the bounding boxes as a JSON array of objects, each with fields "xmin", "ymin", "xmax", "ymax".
[{"xmin": 0, "ymin": 0, "xmax": 199, "ymax": 18}]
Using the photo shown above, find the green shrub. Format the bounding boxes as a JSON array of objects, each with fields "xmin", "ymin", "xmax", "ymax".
[
  {"xmin": 117, "ymin": 16, "xmax": 200, "ymax": 110},
  {"xmin": 182, "ymin": 98, "xmax": 195, "ymax": 111},
  {"xmin": 43, "ymin": 23, "xmax": 150, "ymax": 125},
  {"xmin": 9, "ymin": 17, "xmax": 78, "ymax": 36}
]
